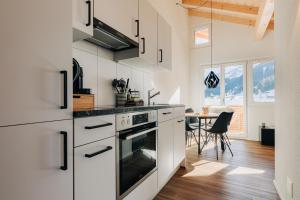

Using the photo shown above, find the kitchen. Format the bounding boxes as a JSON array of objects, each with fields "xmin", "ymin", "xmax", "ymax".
[
  {"xmin": 1, "ymin": 0, "xmax": 300, "ymax": 200},
  {"xmin": 0, "ymin": 0, "xmax": 188, "ymax": 200}
]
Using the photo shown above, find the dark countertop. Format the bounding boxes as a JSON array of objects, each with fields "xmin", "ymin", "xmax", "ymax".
[{"xmin": 73, "ymin": 104, "xmax": 185, "ymax": 118}]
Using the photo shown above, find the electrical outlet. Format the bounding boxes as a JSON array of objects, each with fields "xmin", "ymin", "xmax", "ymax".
[{"xmin": 287, "ymin": 177, "xmax": 293, "ymax": 198}]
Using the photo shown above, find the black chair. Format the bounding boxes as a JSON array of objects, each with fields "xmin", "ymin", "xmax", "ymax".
[
  {"xmin": 185, "ymin": 122, "xmax": 199, "ymax": 147},
  {"xmin": 185, "ymin": 108, "xmax": 201, "ymax": 128},
  {"xmin": 201, "ymin": 112, "xmax": 234, "ymax": 160},
  {"xmin": 224, "ymin": 112, "xmax": 234, "ymax": 145}
]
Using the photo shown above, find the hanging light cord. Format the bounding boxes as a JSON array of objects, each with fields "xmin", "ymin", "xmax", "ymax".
[{"xmin": 210, "ymin": 0, "xmax": 213, "ymax": 71}]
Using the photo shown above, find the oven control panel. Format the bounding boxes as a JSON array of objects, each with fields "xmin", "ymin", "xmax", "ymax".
[{"xmin": 116, "ymin": 110, "xmax": 157, "ymax": 131}]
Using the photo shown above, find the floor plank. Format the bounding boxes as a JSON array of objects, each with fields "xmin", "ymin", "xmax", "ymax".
[{"xmin": 155, "ymin": 139, "xmax": 280, "ymax": 200}]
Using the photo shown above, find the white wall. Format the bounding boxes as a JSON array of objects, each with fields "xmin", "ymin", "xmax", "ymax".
[
  {"xmin": 274, "ymin": 0, "xmax": 300, "ymax": 199},
  {"xmin": 73, "ymin": 0, "xmax": 190, "ymax": 106},
  {"xmin": 189, "ymin": 17, "xmax": 275, "ymax": 140}
]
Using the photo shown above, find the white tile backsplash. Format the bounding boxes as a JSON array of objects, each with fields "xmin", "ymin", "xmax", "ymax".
[
  {"xmin": 98, "ymin": 57, "xmax": 117, "ymax": 106},
  {"xmin": 72, "ymin": 41, "xmax": 155, "ymax": 106}
]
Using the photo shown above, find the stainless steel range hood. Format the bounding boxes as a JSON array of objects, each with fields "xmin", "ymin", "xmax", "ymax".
[{"xmin": 86, "ymin": 18, "xmax": 138, "ymax": 52}]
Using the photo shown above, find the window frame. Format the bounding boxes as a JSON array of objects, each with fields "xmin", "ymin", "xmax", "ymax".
[
  {"xmin": 247, "ymin": 59, "xmax": 275, "ymax": 106},
  {"xmin": 193, "ymin": 23, "xmax": 211, "ymax": 48}
]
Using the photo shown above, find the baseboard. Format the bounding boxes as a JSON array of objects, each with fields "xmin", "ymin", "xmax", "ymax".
[{"xmin": 273, "ymin": 180, "xmax": 287, "ymax": 200}]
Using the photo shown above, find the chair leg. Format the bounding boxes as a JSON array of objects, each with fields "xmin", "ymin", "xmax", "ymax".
[
  {"xmin": 220, "ymin": 136, "xmax": 234, "ymax": 157},
  {"xmin": 225, "ymin": 133, "xmax": 231, "ymax": 145},
  {"xmin": 215, "ymin": 134, "xmax": 218, "ymax": 160}
]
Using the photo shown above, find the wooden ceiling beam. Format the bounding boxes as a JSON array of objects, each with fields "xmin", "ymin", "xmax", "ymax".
[
  {"xmin": 189, "ymin": 10, "xmax": 274, "ymax": 30},
  {"xmin": 255, "ymin": 0, "xmax": 274, "ymax": 39},
  {"xmin": 182, "ymin": 0, "xmax": 259, "ymax": 15}
]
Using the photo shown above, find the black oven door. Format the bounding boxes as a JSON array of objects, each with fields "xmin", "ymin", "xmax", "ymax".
[{"xmin": 117, "ymin": 122, "xmax": 157, "ymax": 198}]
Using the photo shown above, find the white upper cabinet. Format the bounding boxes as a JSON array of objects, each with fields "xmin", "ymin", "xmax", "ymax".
[
  {"xmin": 0, "ymin": 0, "xmax": 72, "ymax": 126},
  {"xmin": 139, "ymin": 0, "xmax": 158, "ymax": 66},
  {"xmin": 94, "ymin": 0, "xmax": 139, "ymax": 43},
  {"xmin": 0, "ymin": 120, "xmax": 73, "ymax": 200},
  {"xmin": 157, "ymin": 14, "xmax": 172, "ymax": 70},
  {"xmin": 73, "ymin": 0, "xmax": 94, "ymax": 41}
]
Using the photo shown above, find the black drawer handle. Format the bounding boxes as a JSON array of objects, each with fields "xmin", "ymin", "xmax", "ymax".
[
  {"xmin": 141, "ymin": 37, "xmax": 145, "ymax": 54},
  {"xmin": 85, "ymin": 123, "xmax": 113, "ymax": 130},
  {"xmin": 86, "ymin": 0, "xmax": 91, "ymax": 27},
  {"xmin": 162, "ymin": 112, "xmax": 172, "ymax": 115},
  {"xmin": 135, "ymin": 20, "xmax": 139, "ymax": 37},
  {"xmin": 177, "ymin": 120, "xmax": 184, "ymax": 123},
  {"xmin": 60, "ymin": 70, "xmax": 68, "ymax": 109},
  {"xmin": 60, "ymin": 131, "xmax": 68, "ymax": 171},
  {"xmin": 85, "ymin": 146, "xmax": 113, "ymax": 158},
  {"xmin": 159, "ymin": 49, "xmax": 163, "ymax": 63}
]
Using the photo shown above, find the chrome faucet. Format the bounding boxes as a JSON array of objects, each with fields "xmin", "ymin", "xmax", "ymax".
[{"xmin": 148, "ymin": 88, "xmax": 160, "ymax": 105}]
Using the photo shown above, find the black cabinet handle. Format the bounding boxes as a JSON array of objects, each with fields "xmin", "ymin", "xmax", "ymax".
[
  {"xmin": 86, "ymin": 0, "xmax": 91, "ymax": 27},
  {"xmin": 60, "ymin": 131, "xmax": 68, "ymax": 171},
  {"xmin": 162, "ymin": 112, "xmax": 172, "ymax": 115},
  {"xmin": 135, "ymin": 20, "xmax": 139, "ymax": 37},
  {"xmin": 159, "ymin": 49, "xmax": 163, "ymax": 63},
  {"xmin": 85, "ymin": 123, "xmax": 113, "ymax": 130},
  {"xmin": 60, "ymin": 70, "xmax": 68, "ymax": 109},
  {"xmin": 141, "ymin": 38, "xmax": 145, "ymax": 54},
  {"xmin": 177, "ymin": 120, "xmax": 184, "ymax": 123},
  {"xmin": 85, "ymin": 146, "xmax": 113, "ymax": 158}
]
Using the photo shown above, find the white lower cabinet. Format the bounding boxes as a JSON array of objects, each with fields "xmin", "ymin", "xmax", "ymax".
[
  {"xmin": 158, "ymin": 120, "xmax": 174, "ymax": 190},
  {"xmin": 0, "ymin": 120, "xmax": 73, "ymax": 200},
  {"xmin": 75, "ymin": 136, "xmax": 116, "ymax": 200},
  {"xmin": 123, "ymin": 171, "xmax": 158, "ymax": 200},
  {"xmin": 173, "ymin": 117, "xmax": 186, "ymax": 167}
]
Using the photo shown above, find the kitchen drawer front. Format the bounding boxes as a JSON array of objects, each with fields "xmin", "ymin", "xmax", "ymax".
[
  {"xmin": 173, "ymin": 107, "xmax": 185, "ymax": 118},
  {"xmin": 158, "ymin": 108, "xmax": 174, "ymax": 123},
  {"xmin": 74, "ymin": 115, "xmax": 115, "ymax": 147},
  {"xmin": 75, "ymin": 137, "xmax": 116, "ymax": 200}
]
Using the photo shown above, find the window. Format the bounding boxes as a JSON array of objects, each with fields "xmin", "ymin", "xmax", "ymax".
[
  {"xmin": 252, "ymin": 61, "xmax": 275, "ymax": 102},
  {"xmin": 225, "ymin": 65, "xmax": 244, "ymax": 105},
  {"xmin": 194, "ymin": 25, "xmax": 210, "ymax": 47},
  {"xmin": 204, "ymin": 67, "xmax": 221, "ymax": 105}
]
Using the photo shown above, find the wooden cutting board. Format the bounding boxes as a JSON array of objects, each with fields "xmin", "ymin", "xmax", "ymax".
[{"xmin": 73, "ymin": 94, "xmax": 94, "ymax": 110}]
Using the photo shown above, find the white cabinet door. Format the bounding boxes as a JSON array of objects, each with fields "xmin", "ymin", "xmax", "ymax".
[
  {"xmin": 73, "ymin": 0, "xmax": 94, "ymax": 41},
  {"xmin": 173, "ymin": 117, "xmax": 186, "ymax": 168},
  {"xmin": 94, "ymin": 0, "xmax": 139, "ymax": 43},
  {"xmin": 0, "ymin": 0, "xmax": 72, "ymax": 126},
  {"xmin": 0, "ymin": 120, "xmax": 73, "ymax": 200},
  {"xmin": 158, "ymin": 120, "xmax": 174, "ymax": 190},
  {"xmin": 157, "ymin": 15, "xmax": 172, "ymax": 70},
  {"xmin": 139, "ymin": 0, "xmax": 158, "ymax": 65},
  {"xmin": 75, "ymin": 137, "xmax": 116, "ymax": 200}
]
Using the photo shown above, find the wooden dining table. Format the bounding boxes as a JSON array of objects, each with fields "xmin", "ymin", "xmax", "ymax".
[{"xmin": 185, "ymin": 112, "xmax": 219, "ymax": 154}]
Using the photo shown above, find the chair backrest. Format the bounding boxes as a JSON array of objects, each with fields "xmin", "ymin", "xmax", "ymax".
[
  {"xmin": 226, "ymin": 112, "xmax": 234, "ymax": 126},
  {"xmin": 185, "ymin": 108, "xmax": 199, "ymax": 124},
  {"xmin": 185, "ymin": 121, "xmax": 196, "ymax": 132},
  {"xmin": 209, "ymin": 112, "xmax": 232, "ymax": 134}
]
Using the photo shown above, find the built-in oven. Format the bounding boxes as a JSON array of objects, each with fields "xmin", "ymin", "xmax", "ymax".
[{"xmin": 116, "ymin": 110, "xmax": 158, "ymax": 199}]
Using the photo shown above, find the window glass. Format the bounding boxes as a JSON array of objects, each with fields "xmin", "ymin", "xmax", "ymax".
[
  {"xmin": 252, "ymin": 61, "xmax": 275, "ymax": 102},
  {"xmin": 195, "ymin": 26, "xmax": 210, "ymax": 46},
  {"xmin": 204, "ymin": 67, "xmax": 221, "ymax": 105},
  {"xmin": 225, "ymin": 65, "xmax": 244, "ymax": 105}
]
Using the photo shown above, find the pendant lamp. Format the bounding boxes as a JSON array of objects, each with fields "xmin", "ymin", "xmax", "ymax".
[{"xmin": 204, "ymin": 0, "xmax": 219, "ymax": 88}]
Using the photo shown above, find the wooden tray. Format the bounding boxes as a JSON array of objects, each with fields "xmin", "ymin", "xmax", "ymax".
[{"xmin": 73, "ymin": 94, "xmax": 94, "ymax": 110}]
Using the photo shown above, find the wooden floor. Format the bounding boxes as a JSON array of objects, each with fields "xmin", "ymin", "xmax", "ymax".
[{"xmin": 155, "ymin": 140, "xmax": 280, "ymax": 200}]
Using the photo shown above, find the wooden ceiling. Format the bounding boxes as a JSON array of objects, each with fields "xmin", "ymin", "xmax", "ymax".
[{"xmin": 182, "ymin": 0, "xmax": 274, "ymax": 39}]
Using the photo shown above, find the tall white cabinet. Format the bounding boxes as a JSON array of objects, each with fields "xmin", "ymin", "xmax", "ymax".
[
  {"xmin": 157, "ymin": 15, "xmax": 172, "ymax": 70},
  {"xmin": 0, "ymin": 0, "xmax": 73, "ymax": 127},
  {"xmin": 0, "ymin": 121, "xmax": 73, "ymax": 200},
  {"xmin": 94, "ymin": 0, "xmax": 139, "ymax": 43},
  {"xmin": 0, "ymin": 1, "xmax": 73, "ymax": 200},
  {"xmin": 139, "ymin": 0, "xmax": 158, "ymax": 66}
]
